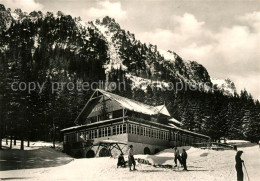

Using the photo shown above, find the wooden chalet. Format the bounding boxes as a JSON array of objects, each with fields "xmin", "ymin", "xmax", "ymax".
[{"xmin": 61, "ymin": 89, "xmax": 210, "ymax": 157}]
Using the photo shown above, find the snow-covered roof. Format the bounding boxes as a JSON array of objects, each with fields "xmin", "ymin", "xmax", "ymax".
[
  {"xmin": 155, "ymin": 105, "xmax": 171, "ymax": 117},
  {"xmin": 169, "ymin": 118, "xmax": 182, "ymax": 125},
  {"xmin": 168, "ymin": 123, "xmax": 209, "ymax": 138},
  {"xmin": 98, "ymin": 89, "xmax": 170, "ymax": 117},
  {"xmin": 61, "ymin": 125, "xmax": 82, "ymax": 132}
]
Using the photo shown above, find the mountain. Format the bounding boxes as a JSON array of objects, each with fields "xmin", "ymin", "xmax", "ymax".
[
  {"xmin": 92, "ymin": 17, "xmax": 212, "ymax": 85},
  {"xmin": 1, "ymin": 5, "xmax": 259, "ymax": 143},
  {"xmin": 0, "ymin": 7, "xmax": 213, "ymax": 90}
]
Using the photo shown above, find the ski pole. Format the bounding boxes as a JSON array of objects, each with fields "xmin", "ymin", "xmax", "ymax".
[{"xmin": 243, "ymin": 162, "xmax": 250, "ymax": 181}]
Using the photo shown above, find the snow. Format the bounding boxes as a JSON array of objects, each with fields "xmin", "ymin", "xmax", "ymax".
[
  {"xmin": 11, "ymin": 12, "xmax": 19, "ymax": 21},
  {"xmin": 169, "ymin": 118, "xmax": 182, "ymax": 125},
  {"xmin": 158, "ymin": 49, "xmax": 177, "ymax": 62},
  {"xmin": 61, "ymin": 125, "xmax": 82, "ymax": 132},
  {"xmin": 155, "ymin": 105, "xmax": 171, "ymax": 117},
  {"xmin": 125, "ymin": 74, "xmax": 170, "ymax": 91},
  {"xmin": 93, "ymin": 20, "xmax": 127, "ymax": 73},
  {"xmin": 1, "ymin": 142, "xmax": 259, "ymax": 181},
  {"xmin": 98, "ymin": 89, "xmax": 172, "ymax": 117},
  {"xmin": 98, "ymin": 89, "xmax": 159, "ymax": 115},
  {"xmin": 226, "ymin": 140, "xmax": 250, "ymax": 143},
  {"xmin": 211, "ymin": 78, "xmax": 236, "ymax": 96}
]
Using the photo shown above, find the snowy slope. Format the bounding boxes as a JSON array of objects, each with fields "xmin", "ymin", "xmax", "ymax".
[
  {"xmin": 2, "ymin": 144, "xmax": 260, "ymax": 181},
  {"xmin": 0, "ymin": 5, "xmax": 238, "ymax": 96},
  {"xmin": 93, "ymin": 18, "xmax": 127, "ymax": 73},
  {"xmin": 91, "ymin": 16, "xmax": 213, "ymax": 88},
  {"xmin": 211, "ymin": 78, "xmax": 236, "ymax": 96}
]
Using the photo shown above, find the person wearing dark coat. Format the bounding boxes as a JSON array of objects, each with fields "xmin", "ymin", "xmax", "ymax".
[
  {"xmin": 235, "ymin": 151, "xmax": 244, "ymax": 181},
  {"xmin": 181, "ymin": 149, "xmax": 188, "ymax": 171},
  {"xmin": 117, "ymin": 153, "xmax": 126, "ymax": 168},
  {"xmin": 181, "ymin": 149, "xmax": 188, "ymax": 170}
]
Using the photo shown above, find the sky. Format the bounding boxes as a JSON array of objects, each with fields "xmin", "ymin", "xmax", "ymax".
[{"xmin": 1, "ymin": 0, "xmax": 260, "ymax": 100}]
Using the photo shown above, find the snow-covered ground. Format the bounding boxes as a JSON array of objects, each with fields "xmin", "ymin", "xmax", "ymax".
[{"xmin": 1, "ymin": 140, "xmax": 259, "ymax": 181}]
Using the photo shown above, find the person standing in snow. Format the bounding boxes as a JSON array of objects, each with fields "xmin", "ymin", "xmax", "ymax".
[
  {"xmin": 181, "ymin": 149, "xmax": 188, "ymax": 171},
  {"xmin": 235, "ymin": 151, "xmax": 244, "ymax": 181},
  {"xmin": 128, "ymin": 145, "xmax": 136, "ymax": 171},
  {"xmin": 174, "ymin": 147, "xmax": 182, "ymax": 167}
]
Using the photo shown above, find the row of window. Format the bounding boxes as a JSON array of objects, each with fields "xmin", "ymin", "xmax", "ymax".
[
  {"xmin": 64, "ymin": 124, "xmax": 127, "ymax": 143},
  {"xmin": 64, "ymin": 123, "xmax": 207, "ymax": 144},
  {"xmin": 170, "ymin": 132, "xmax": 205, "ymax": 144},
  {"xmin": 129, "ymin": 124, "xmax": 169, "ymax": 140}
]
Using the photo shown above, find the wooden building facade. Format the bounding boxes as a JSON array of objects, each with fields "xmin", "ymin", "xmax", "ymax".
[{"xmin": 61, "ymin": 89, "xmax": 210, "ymax": 157}]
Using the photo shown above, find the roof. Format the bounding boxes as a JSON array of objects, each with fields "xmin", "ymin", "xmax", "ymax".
[
  {"xmin": 62, "ymin": 117, "xmax": 125, "ymax": 132},
  {"xmin": 97, "ymin": 89, "xmax": 170, "ymax": 117},
  {"xmin": 168, "ymin": 123, "xmax": 209, "ymax": 138},
  {"xmin": 61, "ymin": 125, "xmax": 82, "ymax": 132},
  {"xmin": 169, "ymin": 118, "xmax": 182, "ymax": 125},
  {"xmin": 155, "ymin": 105, "xmax": 171, "ymax": 117}
]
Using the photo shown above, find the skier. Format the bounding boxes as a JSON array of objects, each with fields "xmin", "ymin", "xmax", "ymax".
[
  {"xmin": 128, "ymin": 145, "xmax": 136, "ymax": 171},
  {"xmin": 235, "ymin": 151, "xmax": 244, "ymax": 181},
  {"xmin": 181, "ymin": 149, "xmax": 188, "ymax": 171},
  {"xmin": 174, "ymin": 147, "xmax": 182, "ymax": 167}
]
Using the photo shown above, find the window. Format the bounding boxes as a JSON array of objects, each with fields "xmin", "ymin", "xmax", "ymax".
[
  {"xmin": 151, "ymin": 129, "xmax": 154, "ymax": 138},
  {"xmin": 137, "ymin": 125, "xmax": 139, "ymax": 134},
  {"xmin": 90, "ymin": 130, "xmax": 95, "ymax": 139},
  {"xmin": 120, "ymin": 125, "xmax": 124, "ymax": 134},
  {"xmin": 113, "ymin": 126, "xmax": 116, "ymax": 135},
  {"xmin": 107, "ymin": 127, "xmax": 111, "ymax": 136},
  {"xmin": 140, "ymin": 126, "xmax": 144, "ymax": 135},
  {"xmin": 132, "ymin": 125, "xmax": 136, "ymax": 134},
  {"xmin": 64, "ymin": 135, "xmax": 67, "ymax": 143},
  {"xmin": 102, "ymin": 128, "xmax": 105, "ymax": 137},
  {"xmin": 129, "ymin": 124, "xmax": 133, "ymax": 133},
  {"xmin": 171, "ymin": 132, "xmax": 175, "ymax": 141},
  {"xmin": 147, "ymin": 128, "xmax": 151, "ymax": 137},
  {"xmin": 152, "ymin": 129, "xmax": 155, "ymax": 138},
  {"xmin": 123, "ymin": 124, "xmax": 126, "ymax": 133},
  {"xmin": 166, "ymin": 132, "xmax": 169, "ymax": 140},
  {"xmin": 95, "ymin": 130, "xmax": 98, "ymax": 138},
  {"xmin": 85, "ymin": 131, "xmax": 89, "ymax": 140},
  {"xmin": 99, "ymin": 128, "xmax": 103, "ymax": 137},
  {"xmin": 163, "ymin": 132, "xmax": 166, "ymax": 140},
  {"xmin": 129, "ymin": 124, "xmax": 140, "ymax": 135},
  {"xmin": 117, "ymin": 125, "xmax": 120, "ymax": 134}
]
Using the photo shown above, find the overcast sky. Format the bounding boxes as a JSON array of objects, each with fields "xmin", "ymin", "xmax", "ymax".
[{"xmin": 1, "ymin": 0, "xmax": 260, "ymax": 100}]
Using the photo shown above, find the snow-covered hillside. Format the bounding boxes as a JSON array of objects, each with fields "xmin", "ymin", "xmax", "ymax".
[
  {"xmin": 211, "ymin": 78, "xmax": 237, "ymax": 96},
  {"xmin": 0, "ymin": 4, "xmax": 238, "ymax": 95}
]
